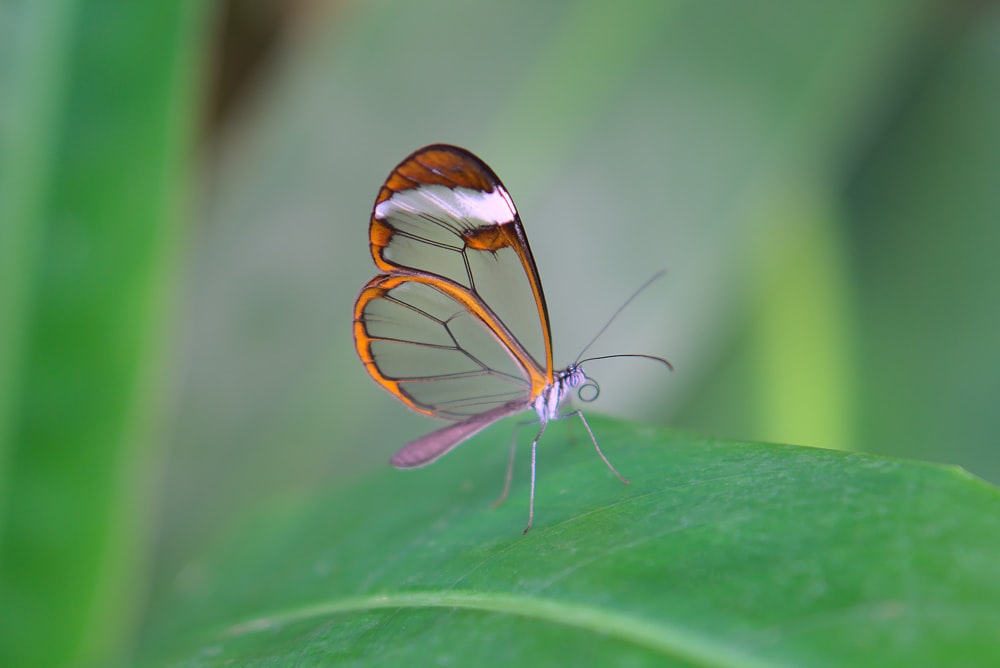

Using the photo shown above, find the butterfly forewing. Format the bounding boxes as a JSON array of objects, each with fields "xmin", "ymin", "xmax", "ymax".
[{"xmin": 368, "ymin": 145, "xmax": 553, "ymax": 381}]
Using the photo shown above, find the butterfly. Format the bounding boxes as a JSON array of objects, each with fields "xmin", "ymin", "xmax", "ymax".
[{"xmin": 353, "ymin": 144, "xmax": 670, "ymax": 532}]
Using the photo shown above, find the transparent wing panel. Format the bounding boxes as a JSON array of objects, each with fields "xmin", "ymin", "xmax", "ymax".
[
  {"xmin": 374, "ymin": 186, "xmax": 548, "ymax": 373},
  {"xmin": 466, "ymin": 242, "xmax": 547, "ymax": 374},
  {"xmin": 376, "ymin": 194, "xmax": 472, "ymax": 287},
  {"xmin": 358, "ymin": 279, "xmax": 532, "ymax": 420}
]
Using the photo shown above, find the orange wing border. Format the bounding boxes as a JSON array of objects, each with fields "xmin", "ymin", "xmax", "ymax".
[{"xmin": 353, "ymin": 272, "xmax": 549, "ymax": 418}]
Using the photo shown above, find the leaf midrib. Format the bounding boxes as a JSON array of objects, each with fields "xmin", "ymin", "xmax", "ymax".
[{"xmin": 220, "ymin": 591, "xmax": 777, "ymax": 668}]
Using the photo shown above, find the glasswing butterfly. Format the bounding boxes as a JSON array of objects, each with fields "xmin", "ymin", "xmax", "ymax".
[{"xmin": 353, "ymin": 144, "xmax": 670, "ymax": 532}]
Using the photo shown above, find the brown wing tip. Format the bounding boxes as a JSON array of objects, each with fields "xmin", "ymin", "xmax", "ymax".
[{"xmin": 381, "ymin": 144, "xmax": 502, "ymax": 195}]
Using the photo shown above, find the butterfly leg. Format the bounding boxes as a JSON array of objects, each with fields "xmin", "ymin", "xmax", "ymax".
[
  {"xmin": 569, "ymin": 410, "xmax": 630, "ymax": 485},
  {"xmin": 523, "ymin": 421, "xmax": 548, "ymax": 534},
  {"xmin": 491, "ymin": 418, "xmax": 538, "ymax": 508},
  {"xmin": 491, "ymin": 424, "xmax": 519, "ymax": 509}
]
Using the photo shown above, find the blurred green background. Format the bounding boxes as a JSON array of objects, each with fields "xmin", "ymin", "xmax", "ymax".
[{"xmin": 1, "ymin": 0, "xmax": 998, "ymax": 665}]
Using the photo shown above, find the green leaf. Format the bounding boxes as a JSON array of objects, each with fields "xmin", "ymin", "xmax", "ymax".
[
  {"xmin": 0, "ymin": 2, "xmax": 209, "ymax": 666},
  {"xmin": 139, "ymin": 418, "xmax": 1000, "ymax": 666}
]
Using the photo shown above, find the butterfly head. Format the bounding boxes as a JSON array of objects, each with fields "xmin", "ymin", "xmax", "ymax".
[
  {"xmin": 556, "ymin": 363, "xmax": 602, "ymax": 405},
  {"xmin": 559, "ymin": 363, "xmax": 587, "ymax": 389}
]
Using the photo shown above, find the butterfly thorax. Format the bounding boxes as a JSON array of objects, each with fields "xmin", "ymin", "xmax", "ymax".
[{"xmin": 532, "ymin": 364, "xmax": 587, "ymax": 424}]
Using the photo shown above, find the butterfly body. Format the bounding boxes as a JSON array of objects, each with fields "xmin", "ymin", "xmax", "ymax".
[{"xmin": 533, "ymin": 364, "xmax": 586, "ymax": 422}]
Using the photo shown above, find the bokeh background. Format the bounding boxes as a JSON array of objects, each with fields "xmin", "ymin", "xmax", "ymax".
[{"xmin": 2, "ymin": 0, "xmax": 997, "ymax": 665}]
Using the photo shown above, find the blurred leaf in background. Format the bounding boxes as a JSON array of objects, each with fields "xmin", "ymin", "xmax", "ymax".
[{"xmin": 0, "ymin": 1, "xmax": 208, "ymax": 666}]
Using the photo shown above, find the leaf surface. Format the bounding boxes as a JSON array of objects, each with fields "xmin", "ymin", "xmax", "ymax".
[{"xmin": 141, "ymin": 419, "xmax": 1000, "ymax": 667}]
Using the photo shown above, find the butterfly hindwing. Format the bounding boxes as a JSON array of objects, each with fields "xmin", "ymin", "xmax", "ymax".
[{"xmin": 354, "ymin": 273, "xmax": 537, "ymax": 419}]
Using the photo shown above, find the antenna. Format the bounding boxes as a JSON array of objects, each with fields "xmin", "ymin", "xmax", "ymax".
[
  {"xmin": 577, "ymin": 352, "xmax": 673, "ymax": 372},
  {"xmin": 574, "ymin": 270, "xmax": 667, "ymax": 364}
]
